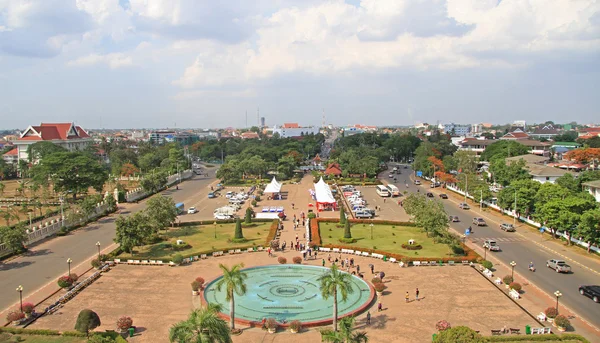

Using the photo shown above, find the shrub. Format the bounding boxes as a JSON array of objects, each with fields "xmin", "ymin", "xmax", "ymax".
[
  {"xmin": 401, "ymin": 244, "xmax": 423, "ymax": 250},
  {"xmin": 255, "ymin": 195, "xmax": 261, "ymax": 201},
  {"xmin": 251, "ymin": 200, "xmax": 258, "ymax": 207},
  {"xmin": 69, "ymin": 273, "xmax": 79, "ymax": 282},
  {"xmin": 91, "ymin": 258, "xmax": 102, "ymax": 269},
  {"xmin": 289, "ymin": 320, "xmax": 302, "ymax": 332},
  {"xmin": 554, "ymin": 315, "xmax": 570, "ymax": 329},
  {"xmin": 502, "ymin": 275, "xmax": 513, "ymax": 285},
  {"xmin": 509, "ymin": 282, "xmax": 522, "ymax": 292},
  {"xmin": 195, "ymin": 277, "xmax": 205, "ymax": 286},
  {"xmin": 172, "ymin": 254, "xmax": 184, "ymax": 265},
  {"xmin": 266, "ymin": 318, "xmax": 278, "ymax": 330},
  {"xmin": 278, "ymin": 257, "xmax": 287, "ymax": 264},
  {"xmin": 292, "ymin": 256, "xmax": 302, "ymax": 264},
  {"xmin": 545, "ymin": 306, "xmax": 558, "ymax": 319},
  {"xmin": 74, "ymin": 309, "xmax": 101, "ymax": 335},
  {"xmin": 451, "ymin": 245, "xmax": 465, "ymax": 255},
  {"xmin": 435, "ymin": 320, "xmax": 451, "ymax": 331},
  {"xmin": 58, "ymin": 275, "xmax": 75, "ymax": 289},
  {"xmin": 373, "ymin": 283, "xmax": 386, "ymax": 292},
  {"xmin": 481, "ymin": 260, "xmax": 493, "ymax": 270},
  {"xmin": 371, "ymin": 277, "xmax": 382, "ymax": 284},
  {"xmin": 22, "ymin": 302, "xmax": 34, "ymax": 314},
  {"xmin": 116, "ymin": 316, "xmax": 133, "ymax": 331},
  {"xmin": 307, "ymin": 212, "xmax": 316, "ymax": 219},
  {"xmin": 339, "ymin": 237, "xmax": 356, "ymax": 244},
  {"xmin": 6, "ymin": 309, "xmax": 25, "ymax": 322},
  {"xmin": 191, "ymin": 281, "xmax": 201, "ymax": 292},
  {"xmin": 433, "ymin": 326, "xmax": 483, "ymax": 343}
]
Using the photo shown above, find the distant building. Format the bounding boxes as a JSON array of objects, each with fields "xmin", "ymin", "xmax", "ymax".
[
  {"xmin": 582, "ymin": 180, "xmax": 600, "ymax": 202},
  {"xmin": 240, "ymin": 132, "xmax": 260, "ymax": 140},
  {"xmin": 443, "ymin": 123, "xmax": 471, "ymax": 136},
  {"xmin": 529, "ymin": 124, "xmax": 559, "ymax": 139},
  {"xmin": 2, "ymin": 148, "xmax": 18, "ymax": 164},
  {"xmin": 471, "ymin": 123, "xmax": 483, "ymax": 134},
  {"xmin": 260, "ymin": 117, "xmax": 266, "ymax": 128},
  {"xmin": 13, "ymin": 122, "xmax": 92, "ymax": 162},
  {"xmin": 458, "ymin": 138, "xmax": 551, "ymax": 156},
  {"xmin": 512, "ymin": 120, "xmax": 527, "ymax": 131},
  {"xmin": 324, "ymin": 162, "xmax": 342, "ymax": 176},
  {"xmin": 500, "ymin": 129, "xmax": 529, "ymax": 140},
  {"xmin": 174, "ymin": 132, "xmax": 200, "ymax": 145},
  {"xmin": 149, "ymin": 130, "xmax": 176, "ymax": 144},
  {"xmin": 272, "ymin": 123, "xmax": 319, "ymax": 138}
]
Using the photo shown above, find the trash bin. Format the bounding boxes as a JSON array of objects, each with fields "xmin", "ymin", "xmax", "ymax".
[
  {"xmin": 525, "ymin": 325, "xmax": 531, "ymax": 335},
  {"xmin": 128, "ymin": 327, "xmax": 135, "ymax": 337},
  {"xmin": 383, "ymin": 256, "xmax": 388, "ymax": 262}
]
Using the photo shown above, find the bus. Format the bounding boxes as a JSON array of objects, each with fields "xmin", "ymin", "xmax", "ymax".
[
  {"xmin": 175, "ymin": 202, "xmax": 185, "ymax": 214},
  {"xmin": 386, "ymin": 184, "xmax": 400, "ymax": 197},
  {"xmin": 376, "ymin": 185, "xmax": 390, "ymax": 197}
]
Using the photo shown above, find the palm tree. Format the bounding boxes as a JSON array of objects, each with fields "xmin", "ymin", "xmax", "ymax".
[
  {"xmin": 318, "ymin": 263, "xmax": 355, "ymax": 332},
  {"xmin": 320, "ymin": 316, "xmax": 369, "ymax": 343},
  {"xmin": 215, "ymin": 263, "xmax": 248, "ymax": 331},
  {"xmin": 169, "ymin": 303, "xmax": 231, "ymax": 343}
]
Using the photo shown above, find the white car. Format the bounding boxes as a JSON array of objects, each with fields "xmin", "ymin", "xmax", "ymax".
[
  {"xmin": 187, "ymin": 207, "xmax": 198, "ymax": 214},
  {"xmin": 214, "ymin": 213, "xmax": 232, "ymax": 220},
  {"xmin": 483, "ymin": 240, "xmax": 500, "ymax": 251}
]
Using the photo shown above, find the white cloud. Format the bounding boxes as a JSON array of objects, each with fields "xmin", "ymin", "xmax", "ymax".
[{"xmin": 68, "ymin": 53, "xmax": 133, "ymax": 69}]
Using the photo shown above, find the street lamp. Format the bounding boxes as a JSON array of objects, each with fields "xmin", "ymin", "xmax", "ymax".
[
  {"xmin": 483, "ymin": 245, "xmax": 487, "ymax": 261},
  {"xmin": 16, "ymin": 285, "xmax": 23, "ymax": 312},
  {"xmin": 214, "ymin": 221, "xmax": 217, "ymax": 239},
  {"xmin": 462, "ymin": 234, "xmax": 466, "ymax": 244},
  {"xmin": 554, "ymin": 290, "xmax": 562, "ymax": 313},
  {"xmin": 67, "ymin": 258, "xmax": 72, "ymax": 276},
  {"xmin": 96, "ymin": 241, "xmax": 101, "ymax": 261},
  {"xmin": 370, "ymin": 222, "xmax": 374, "ymax": 240},
  {"xmin": 59, "ymin": 195, "xmax": 65, "ymax": 226},
  {"xmin": 510, "ymin": 261, "xmax": 516, "ymax": 280}
]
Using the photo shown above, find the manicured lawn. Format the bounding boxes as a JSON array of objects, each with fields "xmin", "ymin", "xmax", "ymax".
[
  {"xmin": 118, "ymin": 222, "xmax": 272, "ymax": 259},
  {"xmin": 0, "ymin": 335, "xmax": 86, "ymax": 343},
  {"xmin": 319, "ymin": 222, "xmax": 452, "ymax": 258}
]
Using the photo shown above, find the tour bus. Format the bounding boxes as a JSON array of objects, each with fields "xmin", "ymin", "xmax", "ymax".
[
  {"xmin": 175, "ymin": 202, "xmax": 185, "ymax": 214},
  {"xmin": 386, "ymin": 184, "xmax": 400, "ymax": 197},
  {"xmin": 376, "ymin": 185, "xmax": 391, "ymax": 197}
]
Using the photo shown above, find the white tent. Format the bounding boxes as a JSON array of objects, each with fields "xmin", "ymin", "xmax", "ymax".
[
  {"xmin": 264, "ymin": 177, "xmax": 282, "ymax": 193},
  {"xmin": 314, "ymin": 177, "xmax": 337, "ymax": 211}
]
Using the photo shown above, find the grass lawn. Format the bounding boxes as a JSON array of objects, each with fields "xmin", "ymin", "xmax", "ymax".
[
  {"xmin": 0, "ymin": 335, "xmax": 86, "ymax": 343},
  {"xmin": 118, "ymin": 222, "xmax": 272, "ymax": 259},
  {"xmin": 319, "ymin": 222, "xmax": 452, "ymax": 258}
]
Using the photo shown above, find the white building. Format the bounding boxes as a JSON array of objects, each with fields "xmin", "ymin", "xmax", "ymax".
[
  {"xmin": 272, "ymin": 123, "xmax": 320, "ymax": 138},
  {"xmin": 582, "ymin": 180, "xmax": 600, "ymax": 202},
  {"xmin": 13, "ymin": 123, "xmax": 92, "ymax": 162}
]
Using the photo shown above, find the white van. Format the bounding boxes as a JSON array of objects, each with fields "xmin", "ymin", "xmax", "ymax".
[{"xmin": 376, "ymin": 185, "xmax": 390, "ymax": 197}]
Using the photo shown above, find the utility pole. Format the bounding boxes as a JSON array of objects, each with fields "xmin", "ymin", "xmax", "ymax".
[
  {"xmin": 513, "ymin": 190, "xmax": 517, "ymax": 227},
  {"xmin": 464, "ymin": 174, "xmax": 468, "ymax": 204},
  {"xmin": 480, "ymin": 189, "xmax": 483, "ymax": 212}
]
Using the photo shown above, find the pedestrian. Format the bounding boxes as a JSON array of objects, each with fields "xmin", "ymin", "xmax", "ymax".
[
  {"xmin": 357, "ymin": 265, "xmax": 360, "ymax": 274},
  {"xmin": 416, "ymin": 288, "xmax": 419, "ymax": 301},
  {"xmin": 378, "ymin": 301, "xmax": 382, "ymax": 312},
  {"xmin": 366, "ymin": 311, "xmax": 371, "ymax": 325},
  {"xmin": 322, "ymin": 259, "xmax": 326, "ymax": 267},
  {"xmin": 303, "ymin": 251, "xmax": 307, "ymax": 260},
  {"xmin": 302, "ymin": 219, "xmax": 305, "ymax": 226},
  {"xmin": 328, "ymin": 253, "xmax": 331, "ymax": 262},
  {"xmin": 405, "ymin": 291, "xmax": 410, "ymax": 303},
  {"xmin": 383, "ymin": 198, "xmax": 386, "ymax": 203},
  {"xmin": 314, "ymin": 251, "xmax": 318, "ymax": 259},
  {"xmin": 292, "ymin": 203, "xmax": 295, "ymax": 209},
  {"xmin": 379, "ymin": 271, "xmax": 385, "ymax": 281},
  {"xmin": 350, "ymin": 258, "xmax": 354, "ymax": 267},
  {"xmin": 293, "ymin": 214, "xmax": 296, "ymax": 222},
  {"xmin": 341, "ymin": 260, "xmax": 345, "ymax": 268},
  {"xmin": 370, "ymin": 264, "xmax": 374, "ymax": 274}
]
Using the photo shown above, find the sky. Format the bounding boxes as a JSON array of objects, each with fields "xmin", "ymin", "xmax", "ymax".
[{"xmin": 0, "ymin": 0, "xmax": 599, "ymax": 129}]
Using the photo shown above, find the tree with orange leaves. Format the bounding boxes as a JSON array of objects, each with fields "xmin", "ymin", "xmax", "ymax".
[
  {"xmin": 121, "ymin": 163, "xmax": 139, "ymax": 177},
  {"xmin": 564, "ymin": 148, "xmax": 600, "ymax": 164}
]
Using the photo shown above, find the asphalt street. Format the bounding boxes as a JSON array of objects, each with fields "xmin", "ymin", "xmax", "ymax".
[
  {"xmin": 0, "ymin": 169, "xmax": 218, "ymax": 312},
  {"xmin": 384, "ymin": 165, "xmax": 600, "ymax": 329}
]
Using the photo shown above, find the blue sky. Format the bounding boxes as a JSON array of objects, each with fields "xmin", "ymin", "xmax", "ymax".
[{"xmin": 0, "ymin": 0, "xmax": 598, "ymax": 129}]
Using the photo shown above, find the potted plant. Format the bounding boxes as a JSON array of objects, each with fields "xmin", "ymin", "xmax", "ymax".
[
  {"xmin": 544, "ymin": 307, "xmax": 558, "ymax": 322},
  {"xmin": 554, "ymin": 315, "xmax": 570, "ymax": 332},
  {"xmin": 116, "ymin": 316, "xmax": 133, "ymax": 333},
  {"xmin": 6, "ymin": 310, "xmax": 25, "ymax": 325},
  {"xmin": 373, "ymin": 282, "xmax": 386, "ymax": 296},
  {"xmin": 195, "ymin": 277, "xmax": 205, "ymax": 290},
  {"xmin": 278, "ymin": 256, "xmax": 287, "ymax": 264},
  {"xmin": 191, "ymin": 281, "xmax": 201, "ymax": 295},
  {"xmin": 509, "ymin": 282, "xmax": 522, "ymax": 293},
  {"xmin": 435, "ymin": 320, "xmax": 451, "ymax": 332},
  {"xmin": 172, "ymin": 254, "xmax": 184, "ymax": 265},
  {"xmin": 289, "ymin": 320, "xmax": 302, "ymax": 333},
  {"xmin": 57, "ymin": 275, "xmax": 75, "ymax": 289},
  {"xmin": 266, "ymin": 318, "xmax": 278, "ymax": 333},
  {"xmin": 292, "ymin": 256, "xmax": 302, "ymax": 264},
  {"xmin": 502, "ymin": 275, "xmax": 513, "ymax": 288},
  {"xmin": 22, "ymin": 302, "xmax": 34, "ymax": 318},
  {"xmin": 371, "ymin": 277, "xmax": 382, "ymax": 284}
]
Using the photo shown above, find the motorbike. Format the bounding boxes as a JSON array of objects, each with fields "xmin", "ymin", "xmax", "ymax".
[{"xmin": 528, "ymin": 265, "xmax": 536, "ymax": 272}]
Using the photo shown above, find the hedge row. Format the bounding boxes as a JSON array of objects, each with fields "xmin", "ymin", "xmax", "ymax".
[
  {"xmin": 265, "ymin": 220, "xmax": 280, "ymax": 243},
  {"xmin": 177, "ymin": 218, "xmax": 274, "ymax": 227},
  {"xmin": 0, "ymin": 327, "xmax": 127, "ymax": 341},
  {"xmin": 485, "ymin": 333, "xmax": 589, "ymax": 342}
]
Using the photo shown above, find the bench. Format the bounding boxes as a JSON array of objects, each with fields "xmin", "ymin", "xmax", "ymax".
[
  {"xmin": 333, "ymin": 248, "xmax": 340, "ymax": 252},
  {"xmin": 509, "ymin": 328, "xmax": 520, "ymax": 334},
  {"xmin": 389, "ymin": 258, "xmax": 397, "ymax": 263},
  {"xmin": 212, "ymin": 252, "xmax": 219, "ymax": 257},
  {"xmin": 462, "ymin": 260, "xmax": 469, "ymax": 265},
  {"xmin": 149, "ymin": 260, "xmax": 156, "ymax": 265},
  {"xmin": 413, "ymin": 261, "xmax": 421, "ymax": 267},
  {"xmin": 531, "ymin": 327, "xmax": 551, "ymax": 334},
  {"xmin": 257, "ymin": 247, "xmax": 264, "ymax": 252},
  {"xmin": 448, "ymin": 261, "xmax": 455, "ymax": 266},
  {"xmin": 127, "ymin": 260, "xmax": 134, "ymax": 264},
  {"xmin": 247, "ymin": 248, "xmax": 253, "ymax": 253},
  {"xmin": 156, "ymin": 260, "xmax": 164, "ymax": 265},
  {"xmin": 141, "ymin": 260, "xmax": 149, "ymax": 265},
  {"xmin": 114, "ymin": 259, "xmax": 121, "ymax": 264},
  {"xmin": 421, "ymin": 261, "xmax": 428, "ymax": 266},
  {"xmin": 234, "ymin": 249, "xmax": 242, "ymax": 254},
  {"xmin": 429, "ymin": 261, "xmax": 437, "ymax": 266},
  {"xmin": 362, "ymin": 252, "xmax": 370, "ymax": 257},
  {"xmin": 536, "ymin": 312, "xmax": 546, "ymax": 322},
  {"xmin": 355, "ymin": 251, "xmax": 362, "ymax": 255},
  {"xmin": 491, "ymin": 330, "xmax": 503, "ymax": 336},
  {"xmin": 494, "ymin": 277, "xmax": 502, "ymax": 285},
  {"xmin": 483, "ymin": 269, "xmax": 493, "ymax": 278},
  {"xmin": 509, "ymin": 289, "xmax": 520, "ymax": 300},
  {"xmin": 193, "ymin": 256, "xmax": 199, "ymax": 261},
  {"xmin": 399, "ymin": 261, "xmax": 405, "ymax": 267},
  {"xmin": 201, "ymin": 254, "xmax": 207, "ymax": 259}
]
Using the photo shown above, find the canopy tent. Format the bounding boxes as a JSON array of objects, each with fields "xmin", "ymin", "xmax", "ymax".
[
  {"xmin": 313, "ymin": 177, "xmax": 337, "ymax": 211},
  {"xmin": 264, "ymin": 177, "xmax": 282, "ymax": 193}
]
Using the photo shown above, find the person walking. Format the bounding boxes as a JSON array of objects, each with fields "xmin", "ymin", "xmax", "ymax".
[
  {"xmin": 379, "ymin": 271, "xmax": 385, "ymax": 281},
  {"xmin": 405, "ymin": 291, "xmax": 410, "ymax": 303},
  {"xmin": 356, "ymin": 265, "xmax": 360, "ymax": 274},
  {"xmin": 322, "ymin": 258, "xmax": 326, "ymax": 267},
  {"xmin": 383, "ymin": 198, "xmax": 386, "ymax": 203},
  {"xmin": 415, "ymin": 288, "xmax": 420, "ymax": 301},
  {"xmin": 370, "ymin": 264, "xmax": 374, "ymax": 274},
  {"xmin": 366, "ymin": 311, "xmax": 371, "ymax": 325},
  {"xmin": 377, "ymin": 301, "xmax": 382, "ymax": 312}
]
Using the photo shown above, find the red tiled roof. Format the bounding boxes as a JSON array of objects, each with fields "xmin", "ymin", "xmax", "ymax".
[
  {"xmin": 283, "ymin": 123, "xmax": 300, "ymax": 128},
  {"xmin": 19, "ymin": 123, "xmax": 90, "ymax": 141},
  {"xmin": 581, "ymin": 127, "xmax": 600, "ymax": 133},
  {"xmin": 3, "ymin": 148, "xmax": 18, "ymax": 156},
  {"xmin": 240, "ymin": 132, "xmax": 260, "ymax": 139},
  {"xmin": 502, "ymin": 131, "xmax": 529, "ymax": 139},
  {"xmin": 324, "ymin": 163, "xmax": 342, "ymax": 176}
]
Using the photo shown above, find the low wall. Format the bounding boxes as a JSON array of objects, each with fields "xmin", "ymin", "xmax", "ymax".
[{"xmin": 125, "ymin": 170, "xmax": 193, "ymax": 202}]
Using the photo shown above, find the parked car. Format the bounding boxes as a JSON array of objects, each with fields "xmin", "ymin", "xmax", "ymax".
[
  {"xmin": 187, "ymin": 207, "xmax": 198, "ymax": 214},
  {"xmin": 425, "ymin": 192, "xmax": 434, "ymax": 198},
  {"xmin": 459, "ymin": 203, "xmax": 470, "ymax": 210},
  {"xmin": 414, "ymin": 180, "xmax": 421, "ymax": 185},
  {"xmin": 225, "ymin": 191, "xmax": 235, "ymax": 199},
  {"xmin": 472, "ymin": 217, "xmax": 487, "ymax": 226},
  {"xmin": 579, "ymin": 285, "xmax": 600, "ymax": 303},
  {"xmin": 355, "ymin": 210, "xmax": 374, "ymax": 219},
  {"xmin": 483, "ymin": 240, "xmax": 500, "ymax": 251},
  {"xmin": 214, "ymin": 213, "xmax": 232, "ymax": 220},
  {"xmin": 388, "ymin": 174, "xmax": 394, "ymax": 178},
  {"xmin": 449, "ymin": 215, "xmax": 460, "ymax": 222},
  {"xmin": 439, "ymin": 194, "xmax": 448, "ymax": 199},
  {"xmin": 430, "ymin": 182, "xmax": 441, "ymax": 188},
  {"xmin": 208, "ymin": 192, "xmax": 216, "ymax": 199},
  {"xmin": 546, "ymin": 259, "xmax": 571, "ymax": 273},
  {"xmin": 500, "ymin": 223, "xmax": 515, "ymax": 232}
]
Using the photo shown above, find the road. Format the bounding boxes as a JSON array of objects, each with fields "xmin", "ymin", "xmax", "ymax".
[
  {"xmin": 0, "ymin": 169, "xmax": 218, "ymax": 312},
  {"xmin": 382, "ymin": 165, "xmax": 600, "ymax": 329}
]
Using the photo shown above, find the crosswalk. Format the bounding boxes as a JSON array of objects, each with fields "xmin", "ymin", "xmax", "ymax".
[{"xmin": 469, "ymin": 237, "xmax": 528, "ymax": 243}]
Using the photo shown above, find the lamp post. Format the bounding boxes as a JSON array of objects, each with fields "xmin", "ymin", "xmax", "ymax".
[
  {"xmin": 59, "ymin": 195, "xmax": 65, "ymax": 226},
  {"xmin": 510, "ymin": 261, "xmax": 516, "ymax": 280},
  {"xmin": 484, "ymin": 245, "xmax": 487, "ymax": 261},
  {"xmin": 513, "ymin": 190, "xmax": 517, "ymax": 227},
  {"xmin": 462, "ymin": 234, "xmax": 466, "ymax": 244},
  {"xmin": 370, "ymin": 222, "xmax": 374, "ymax": 240},
  {"xmin": 67, "ymin": 258, "xmax": 72, "ymax": 276},
  {"xmin": 16, "ymin": 285, "xmax": 23, "ymax": 312},
  {"xmin": 214, "ymin": 221, "xmax": 217, "ymax": 239},
  {"xmin": 554, "ymin": 290, "xmax": 562, "ymax": 313},
  {"xmin": 96, "ymin": 241, "xmax": 101, "ymax": 261}
]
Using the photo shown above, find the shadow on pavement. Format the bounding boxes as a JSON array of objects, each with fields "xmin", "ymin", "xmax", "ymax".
[
  {"xmin": 0, "ymin": 260, "xmax": 34, "ymax": 271},
  {"xmin": 25, "ymin": 249, "xmax": 51, "ymax": 257}
]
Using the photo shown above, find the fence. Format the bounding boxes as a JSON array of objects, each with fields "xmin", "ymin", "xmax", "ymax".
[
  {"xmin": 0, "ymin": 202, "xmax": 112, "ymax": 257},
  {"xmin": 125, "ymin": 170, "xmax": 193, "ymax": 202},
  {"xmin": 444, "ymin": 183, "xmax": 600, "ymax": 254}
]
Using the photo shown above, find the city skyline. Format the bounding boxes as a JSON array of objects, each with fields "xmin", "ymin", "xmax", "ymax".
[{"xmin": 1, "ymin": 0, "xmax": 599, "ymax": 129}]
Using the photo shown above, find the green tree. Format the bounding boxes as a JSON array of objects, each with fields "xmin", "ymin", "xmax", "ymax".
[
  {"xmin": 320, "ymin": 316, "xmax": 368, "ymax": 343},
  {"xmin": 489, "ymin": 157, "xmax": 529, "ymax": 186},
  {"xmin": 343, "ymin": 220, "xmax": 352, "ymax": 239},
  {"xmin": 277, "ymin": 155, "xmax": 297, "ymax": 179},
  {"xmin": 0, "ymin": 206, "xmax": 19, "ymax": 226},
  {"xmin": 480, "ymin": 141, "xmax": 529, "ymax": 161},
  {"xmin": 145, "ymin": 196, "xmax": 178, "ymax": 232},
  {"xmin": 433, "ymin": 326, "xmax": 485, "ymax": 343},
  {"xmin": 169, "ymin": 304, "xmax": 232, "ymax": 343},
  {"xmin": 339, "ymin": 210, "xmax": 346, "ymax": 224},
  {"xmin": 30, "ymin": 152, "xmax": 108, "ymax": 200},
  {"xmin": 0, "ymin": 181, "xmax": 4, "ymax": 196},
  {"xmin": 456, "ymin": 174, "xmax": 492, "ymax": 202},
  {"xmin": 215, "ymin": 263, "xmax": 248, "ymax": 330},
  {"xmin": 534, "ymin": 183, "xmax": 571, "ymax": 211},
  {"xmin": 0, "ymin": 224, "xmax": 27, "ymax": 252},
  {"xmin": 453, "ymin": 150, "xmax": 478, "ymax": 174},
  {"xmin": 80, "ymin": 194, "xmax": 103, "ymax": 218},
  {"xmin": 403, "ymin": 193, "xmax": 449, "ymax": 238},
  {"xmin": 74, "ymin": 309, "xmax": 101, "ymax": 336},
  {"xmin": 26, "ymin": 141, "xmax": 67, "ymax": 162},
  {"xmin": 318, "ymin": 264, "xmax": 354, "ymax": 332},
  {"xmin": 244, "ymin": 207, "xmax": 253, "ymax": 224},
  {"xmin": 140, "ymin": 170, "xmax": 168, "ymax": 193},
  {"xmin": 577, "ymin": 209, "xmax": 600, "ymax": 253},
  {"xmin": 555, "ymin": 173, "xmax": 579, "ymax": 193},
  {"xmin": 534, "ymin": 195, "xmax": 596, "ymax": 242},
  {"xmin": 497, "ymin": 180, "xmax": 540, "ymax": 216},
  {"xmin": 233, "ymin": 218, "xmax": 244, "ymax": 240},
  {"xmin": 114, "ymin": 212, "xmax": 150, "ymax": 255}
]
